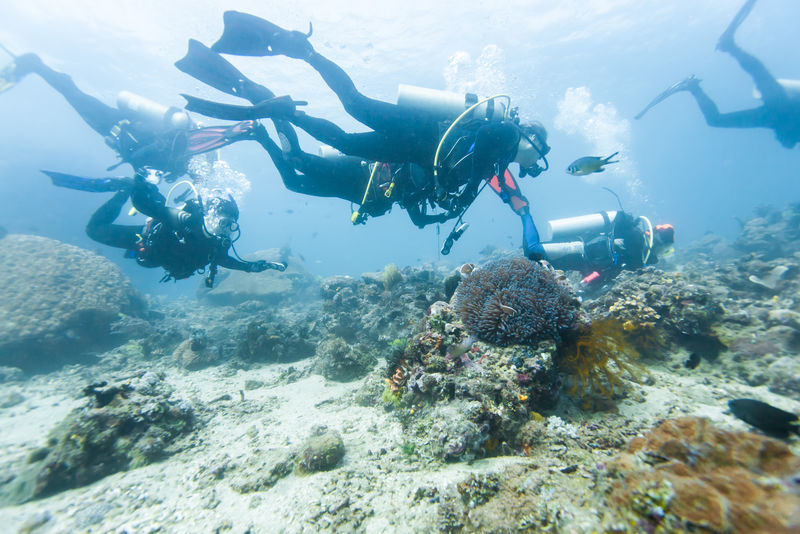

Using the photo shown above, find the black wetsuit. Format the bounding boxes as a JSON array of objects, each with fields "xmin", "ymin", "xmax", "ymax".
[
  {"xmin": 201, "ymin": 49, "xmax": 530, "ymax": 228},
  {"xmin": 86, "ymin": 180, "xmax": 260, "ymax": 282}
]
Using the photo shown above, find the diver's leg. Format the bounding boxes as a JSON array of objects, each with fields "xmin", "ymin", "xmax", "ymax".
[
  {"xmin": 14, "ymin": 54, "xmax": 124, "ymax": 136},
  {"xmin": 289, "ymin": 112, "xmax": 404, "ymax": 162},
  {"xmin": 716, "ymin": 0, "xmax": 785, "ymax": 104},
  {"xmin": 85, "ymin": 190, "xmax": 141, "ymax": 249},
  {"xmin": 304, "ymin": 51, "xmax": 438, "ymax": 155},
  {"xmin": 251, "ymin": 123, "xmax": 366, "ymax": 202},
  {"xmin": 687, "ymin": 83, "xmax": 769, "ymax": 128}
]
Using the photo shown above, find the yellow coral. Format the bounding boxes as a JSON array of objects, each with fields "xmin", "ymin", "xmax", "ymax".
[{"xmin": 561, "ymin": 319, "xmax": 644, "ymax": 401}]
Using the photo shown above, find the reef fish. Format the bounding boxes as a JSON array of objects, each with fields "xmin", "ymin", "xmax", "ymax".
[
  {"xmin": 683, "ymin": 352, "xmax": 701, "ymax": 369},
  {"xmin": 728, "ymin": 398, "xmax": 799, "ymax": 439},
  {"xmin": 566, "ymin": 152, "xmax": 619, "ymax": 176}
]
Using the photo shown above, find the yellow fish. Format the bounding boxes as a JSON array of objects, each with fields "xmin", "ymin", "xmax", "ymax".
[{"xmin": 566, "ymin": 152, "xmax": 619, "ymax": 176}]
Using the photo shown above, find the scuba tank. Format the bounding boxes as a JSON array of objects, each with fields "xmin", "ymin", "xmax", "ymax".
[
  {"xmin": 117, "ymin": 90, "xmax": 192, "ymax": 130},
  {"xmin": 540, "ymin": 241, "xmax": 586, "ymax": 271},
  {"xmin": 544, "ymin": 211, "xmax": 617, "ymax": 242},
  {"xmin": 753, "ymin": 79, "xmax": 800, "ymax": 100},
  {"xmin": 397, "ymin": 84, "xmax": 506, "ymax": 122}
]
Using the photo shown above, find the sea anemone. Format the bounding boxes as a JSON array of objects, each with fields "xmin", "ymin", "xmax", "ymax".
[{"xmin": 454, "ymin": 258, "xmax": 579, "ymax": 346}]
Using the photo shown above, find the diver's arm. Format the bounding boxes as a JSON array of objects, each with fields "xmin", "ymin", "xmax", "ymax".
[
  {"xmin": 130, "ymin": 177, "xmax": 197, "ymax": 232},
  {"xmin": 217, "ymin": 254, "xmax": 286, "ymax": 272}
]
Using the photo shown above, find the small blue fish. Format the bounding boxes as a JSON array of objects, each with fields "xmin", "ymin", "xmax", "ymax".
[{"xmin": 566, "ymin": 152, "xmax": 619, "ymax": 176}]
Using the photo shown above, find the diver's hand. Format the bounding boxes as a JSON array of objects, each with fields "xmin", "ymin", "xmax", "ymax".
[{"xmin": 249, "ymin": 260, "xmax": 287, "ymax": 272}]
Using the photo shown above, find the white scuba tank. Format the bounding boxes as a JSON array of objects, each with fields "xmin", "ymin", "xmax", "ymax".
[
  {"xmin": 543, "ymin": 211, "xmax": 617, "ymax": 242},
  {"xmin": 117, "ymin": 91, "xmax": 191, "ymax": 129},
  {"xmin": 752, "ymin": 79, "xmax": 800, "ymax": 100},
  {"xmin": 396, "ymin": 84, "xmax": 506, "ymax": 122}
]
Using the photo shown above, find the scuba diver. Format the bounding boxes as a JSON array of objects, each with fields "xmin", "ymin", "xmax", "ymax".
[
  {"xmin": 175, "ymin": 39, "xmax": 541, "ymax": 234},
  {"xmin": 636, "ymin": 0, "xmax": 800, "ymax": 149},
  {"xmin": 0, "ymin": 49, "xmax": 261, "ymax": 179},
  {"xmin": 175, "ymin": 16, "xmax": 551, "ymax": 258},
  {"xmin": 43, "ymin": 170, "xmax": 286, "ymax": 287},
  {"xmin": 540, "ymin": 209, "xmax": 675, "ymax": 289}
]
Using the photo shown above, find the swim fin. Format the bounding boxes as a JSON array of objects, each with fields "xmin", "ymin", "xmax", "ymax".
[
  {"xmin": 184, "ymin": 120, "xmax": 259, "ymax": 155},
  {"xmin": 634, "ymin": 76, "xmax": 700, "ymax": 120},
  {"xmin": 181, "ymin": 94, "xmax": 305, "ymax": 121},
  {"xmin": 212, "ymin": 11, "xmax": 314, "ymax": 59},
  {"xmin": 43, "ymin": 170, "xmax": 134, "ymax": 192},
  {"xmin": 717, "ymin": 0, "xmax": 757, "ymax": 51},
  {"xmin": 175, "ymin": 39, "xmax": 274, "ymax": 103}
]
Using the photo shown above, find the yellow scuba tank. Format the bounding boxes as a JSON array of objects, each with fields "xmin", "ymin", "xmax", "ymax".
[
  {"xmin": 117, "ymin": 90, "xmax": 191, "ymax": 129},
  {"xmin": 397, "ymin": 84, "xmax": 507, "ymax": 122}
]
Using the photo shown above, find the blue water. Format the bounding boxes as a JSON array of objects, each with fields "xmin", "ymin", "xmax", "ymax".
[{"xmin": 1, "ymin": 0, "xmax": 799, "ymax": 297}]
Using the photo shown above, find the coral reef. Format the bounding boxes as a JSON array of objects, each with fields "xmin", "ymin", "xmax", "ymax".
[
  {"xmin": 313, "ymin": 336, "xmax": 377, "ymax": 382},
  {"xmin": 455, "ymin": 258, "xmax": 579, "ymax": 346},
  {"xmin": 582, "ymin": 267, "xmax": 723, "ymax": 356},
  {"xmin": 0, "ymin": 234, "xmax": 145, "ymax": 370},
  {"xmin": 319, "ymin": 263, "xmax": 451, "ymax": 346},
  {"xmin": 371, "ymin": 300, "xmax": 561, "ymax": 462},
  {"xmin": 604, "ymin": 417, "xmax": 800, "ymax": 533},
  {"xmin": 0, "ymin": 372, "xmax": 196, "ymax": 504}
]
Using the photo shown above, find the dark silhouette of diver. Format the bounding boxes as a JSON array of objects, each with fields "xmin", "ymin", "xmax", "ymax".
[
  {"xmin": 175, "ymin": 19, "xmax": 550, "ymax": 258},
  {"xmin": 176, "ymin": 40, "xmax": 538, "ymax": 231},
  {"xmin": 636, "ymin": 0, "xmax": 800, "ymax": 149},
  {"xmin": 0, "ymin": 50, "xmax": 261, "ymax": 179},
  {"xmin": 44, "ymin": 171, "xmax": 285, "ymax": 286}
]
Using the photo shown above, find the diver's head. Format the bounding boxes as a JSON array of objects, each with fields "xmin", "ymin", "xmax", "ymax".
[
  {"xmin": 652, "ymin": 223, "xmax": 675, "ymax": 256},
  {"xmin": 203, "ymin": 192, "xmax": 240, "ymax": 238},
  {"xmin": 514, "ymin": 121, "xmax": 550, "ymax": 178}
]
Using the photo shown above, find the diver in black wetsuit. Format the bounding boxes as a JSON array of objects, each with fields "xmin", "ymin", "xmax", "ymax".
[
  {"xmin": 176, "ymin": 24, "xmax": 550, "ymax": 258},
  {"xmin": 636, "ymin": 0, "xmax": 800, "ymax": 149},
  {"xmin": 0, "ymin": 52, "xmax": 260, "ymax": 179},
  {"xmin": 80, "ymin": 175, "xmax": 285, "ymax": 286}
]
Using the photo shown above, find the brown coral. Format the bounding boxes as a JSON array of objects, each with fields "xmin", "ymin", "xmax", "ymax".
[{"xmin": 606, "ymin": 417, "xmax": 800, "ymax": 533}]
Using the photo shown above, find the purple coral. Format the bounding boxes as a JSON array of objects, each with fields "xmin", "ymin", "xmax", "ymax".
[{"xmin": 455, "ymin": 258, "xmax": 578, "ymax": 346}]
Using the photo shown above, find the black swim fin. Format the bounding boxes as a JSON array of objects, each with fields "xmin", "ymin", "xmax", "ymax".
[
  {"xmin": 175, "ymin": 39, "xmax": 275, "ymax": 103},
  {"xmin": 43, "ymin": 170, "xmax": 134, "ymax": 192},
  {"xmin": 181, "ymin": 94, "xmax": 305, "ymax": 121},
  {"xmin": 212, "ymin": 11, "xmax": 313, "ymax": 59}
]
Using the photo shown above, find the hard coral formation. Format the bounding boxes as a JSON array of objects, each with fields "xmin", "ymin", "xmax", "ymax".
[
  {"xmin": 313, "ymin": 336, "xmax": 377, "ymax": 381},
  {"xmin": 0, "ymin": 372, "xmax": 196, "ymax": 505},
  {"xmin": 0, "ymin": 234, "xmax": 145, "ymax": 370},
  {"xmin": 583, "ymin": 267, "xmax": 723, "ymax": 355},
  {"xmin": 605, "ymin": 417, "xmax": 800, "ymax": 533},
  {"xmin": 455, "ymin": 258, "xmax": 579, "ymax": 346},
  {"xmin": 376, "ymin": 300, "xmax": 561, "ymax": 462}
]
